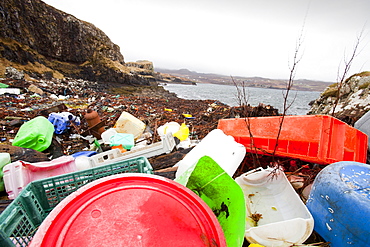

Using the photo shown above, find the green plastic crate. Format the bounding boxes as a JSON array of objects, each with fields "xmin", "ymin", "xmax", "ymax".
[{"xmin": 0, "ymin": 156, "xmax": 153, "ymax": 246}]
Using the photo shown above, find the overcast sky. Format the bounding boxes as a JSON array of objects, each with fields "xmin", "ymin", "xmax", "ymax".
[{"xmin": 42, "ymin": 0, "xmax": 370, "ymax": 82}]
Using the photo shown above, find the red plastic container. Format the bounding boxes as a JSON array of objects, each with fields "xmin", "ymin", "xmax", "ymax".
[
  {"xmin": 30, "ymin": 173, "xmax": 226, "ymax": 247},
  {"xmin": 218, "ymin": 115, "xmax": 368, "ymax": 165}
]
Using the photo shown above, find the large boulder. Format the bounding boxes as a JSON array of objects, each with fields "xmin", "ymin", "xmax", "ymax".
[
  {"xmin": 0, "ymin": 0, "xmax": 152, "ymax": 85},
  {"xmin": 308, "ymin": 72, "xmax": 370, "ymax": 125}
]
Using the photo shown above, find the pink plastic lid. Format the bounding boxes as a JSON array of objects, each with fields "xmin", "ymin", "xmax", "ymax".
[{"xmin": 30, "ymin": 173, "xmax": 226, "ymax": 247}]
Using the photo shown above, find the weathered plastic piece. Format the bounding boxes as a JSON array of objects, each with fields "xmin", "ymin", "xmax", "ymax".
[
  {"xmin": 306, "ymin": 161, "xmax": 370, "ymax": 246},
  {"xmin": 0, "ymin": 157, "xmax": 154, "ymax": 247},
  {"xmin": 0, "ymin": 88, "xmax": 20, "ymax": 94},
  {"xmin": 48, "ymin": 112, "xmax": 80, "ymax": 134},
  {"xmin": 175, "ymin": 129, "xmax": 246, "ymax": 179},
  {"xmin": 235, "ymin": 167, "xmax": 314, "ymax": 247},
  {"xmin": 218, "ymin": 115, "xmax": 368, "ymax": 165},
  {"xmin": 71, "ymin": 151, "xmax": 97, "ymax": 158},
  {"xmin": 175, "ymin": 156, "xmax": 246, "ymax": 247},
  {"xmin": 3, "ymin": 156, "xmax": 77, "ymax": 199},
  {"xmin": 74, "ymin": 133, "xmax": 176, "ymax": 171},
  {"xmin": 114, "ymin": 111, "xmax": 146, "ymax": 140},
  {"xmin": 12, "ymin": 116, "xmax": 54, "ymax": 152},
  {"xmin": 109, "ymin": 133, "xmax": 135, "ymax": 150},
  {"xmin": 0, "ymin": 153, "xmax": 11, "ymax": 191},
  {"xmin": 101, "ymin": 128, "xmax": 118, "ymax": 144}
]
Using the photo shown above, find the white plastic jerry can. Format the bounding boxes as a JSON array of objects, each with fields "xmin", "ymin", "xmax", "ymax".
[{"xmin": 175, "ymin": 129, "xmax": 246, "ymax": 178}]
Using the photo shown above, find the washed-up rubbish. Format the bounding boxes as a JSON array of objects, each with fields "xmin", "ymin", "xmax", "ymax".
[
  {"xmin": 74, "ymin": 133, "xmax": 176, "ymax": 171},
  {"xmin": 0, "ymin": 144, "xmax": 49, "ymax": 163},
  {"xmin": 157, "ymin": 121, "xmax": 180, "ymax": 137},
  {"xmin": 74, "ymin": 148, "xmax": 122, "ymax": 171},
  {"xmin": 114, "ymin": 111, "xmax": 146, "ymax": 140},
  {"xmin": 84, "ymin": 109, "xmax": 105, "ymax": 139},
  {"xmin": 175, "ymin": 129, "xmax": 246, "ymax": 179},
  {"xmin": 0, "ymin": 153, "xmax": 11, "ymax": 191},
  {"xmin": 12, "ymin": 116, "xmax": 54, "ymax": 152},
  {"xmin": 173, "ymin": 122, "xmax": 190, "ymax": 141},
  {"xmin": 218, "ymin": 115, "xmax": 368, "ymax": 165},
  {"xmin": 175, "ymin": 156, "xmax": 246, "ymax": 247},
  {"xmin": 3, "ymin": 156, "xmax": 77, "ymax": 199},
  {"xmin": 306, "ymin": 161, "xmax": 370, "ymax": 246},
  {"xmin": 0, "ymin": 82, "xmax": 9, "ymax": 88},
  {"xmin": 0, "ymin": 88, "xmax": 20, "ymax": 95},
  {"xmin": 0, "ymin": 157, "xmax": 154, "ymax": 246},
  {"xmin": 101, "ymin": 128, "xmax": 118, "ymax": 144},
  {"xmin": 71, "ymin": 151, "xmax": 97, "ymax": 158},
  {"xmin": 29, "ymin": 173, "xmax": 226, "ymax": 247},
  {"xmin": 109, "ymin": 133, "xmax": 134, "ymax": 150},
  {"xmin": 48, "ymin": 112, "xmax": 81, "ymax": 134},
  {"xmin": 235, "ymin": 166, "xmax": 314, "ymax": 247}
]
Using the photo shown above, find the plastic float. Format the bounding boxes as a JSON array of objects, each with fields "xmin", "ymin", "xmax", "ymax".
[
  {"xmin": 306, "ymin": 161, "xmax": 370, "ymax": 246},
  {"xmin": 235, "ymin": 167, "xmax": 314, "ymax": 247}
]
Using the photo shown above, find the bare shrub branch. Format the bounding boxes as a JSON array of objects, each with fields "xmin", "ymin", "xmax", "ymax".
[{"xmin": 332, "ymin": 29, "xmax": 365, "ymax": 116}]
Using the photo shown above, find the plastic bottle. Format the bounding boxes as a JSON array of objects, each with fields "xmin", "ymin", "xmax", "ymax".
[
  {"xmin": 0, "ymin": 153, "xmax": 11, "ymax": 191},
  {"xmin": 114, "ymin": 111, "xmax": 146, "ymax": 140},
  {"xmin": 12, "ymin": 116, "xmax": 54, "ymax": 152}
]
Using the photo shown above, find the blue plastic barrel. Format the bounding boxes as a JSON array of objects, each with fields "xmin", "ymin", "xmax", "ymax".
[{"xmin": 306, "ymin": 161, "xmax": 370, "ymax": 246}]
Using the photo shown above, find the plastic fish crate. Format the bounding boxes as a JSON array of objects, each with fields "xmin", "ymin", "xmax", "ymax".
[
  {"xmin": 218, "ymin": 115, "xmax": 368, "ymax": 165},
  {"xmin": 0, "ymin": 156, "xmax": 153, "ymax": 247}
]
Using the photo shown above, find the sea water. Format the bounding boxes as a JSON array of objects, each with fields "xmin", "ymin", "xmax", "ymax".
[{"xmin": 163, "ymin": 83, "xmax": 321, "ymax": 115}]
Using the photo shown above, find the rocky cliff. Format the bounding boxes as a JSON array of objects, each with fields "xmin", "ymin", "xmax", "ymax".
[
  {"xmin": 308, "ymin": 71, "xmax": 370, "ymax": 125},
  {"xmin": 0, "ymin": 0, "xmax": 154, "ymax": 85}
]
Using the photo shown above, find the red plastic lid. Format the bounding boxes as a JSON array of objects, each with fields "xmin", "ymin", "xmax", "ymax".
[{"xmin": 30, "ymin": 173, "xmax": 226, "ymax": 247}]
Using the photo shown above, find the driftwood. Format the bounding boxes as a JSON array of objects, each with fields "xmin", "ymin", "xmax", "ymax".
[{"xmin": 0, "ymin": 144, "xmax": 49, "ymax": 163}]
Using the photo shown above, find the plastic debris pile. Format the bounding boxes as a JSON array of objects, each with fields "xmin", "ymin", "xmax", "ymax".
[{"xmin": 0, "ymin": 77, "xmax": 369, "ymax": 247}]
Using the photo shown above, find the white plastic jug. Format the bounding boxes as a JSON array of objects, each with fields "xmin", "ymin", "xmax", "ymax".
[
  {"xmin": 114, "ymin": 112, "xmax": 146, "ymax": 140},
  {"xmin": 157, "ymin": 122, "xmax": 180, "ymax": 137},
  {"xmin": 175, "ymin": 129, "xmax": 246, "ymax": 178},
  {"xmin": 101, "ymin": 128, "xmax": 118, "ymax": 144},
  {"xmin": 235, "ymin": 167, "xmax": 314, "ymax": 247}
]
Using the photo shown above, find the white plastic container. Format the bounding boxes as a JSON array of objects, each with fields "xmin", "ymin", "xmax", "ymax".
[
  {"xmin": 3, "ymin": 156, "xmax": 77, "ymax": 199},
  {"xmin": 74, "ymin": 134, "xmax": 176, "ymax": 171},
  {"xmin": 101, "ymin": 128, "xmax": 118, "ymax": 144},
  {"xmin": 235, "ymin": 167, "xmax": 314, "ymax": 247},
  {"xmin": 157, "ymin": 122, "xmax": 180, "ymax": 137},
  {"xmin": 114, "ymin": 111, "xmax": 146, "ymax": 140},
  {"xmin": 120, "ymin": 133, "xmax": 176, "ymax": 160},
  {"xmin": 175, "ymin": 129, "xmax": 246, "ymax": 178}
]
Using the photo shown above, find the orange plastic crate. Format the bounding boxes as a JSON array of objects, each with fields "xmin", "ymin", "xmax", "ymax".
[{"xmin": 218, "ymin": 115, "xmax": 368, "ymax": 165}]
